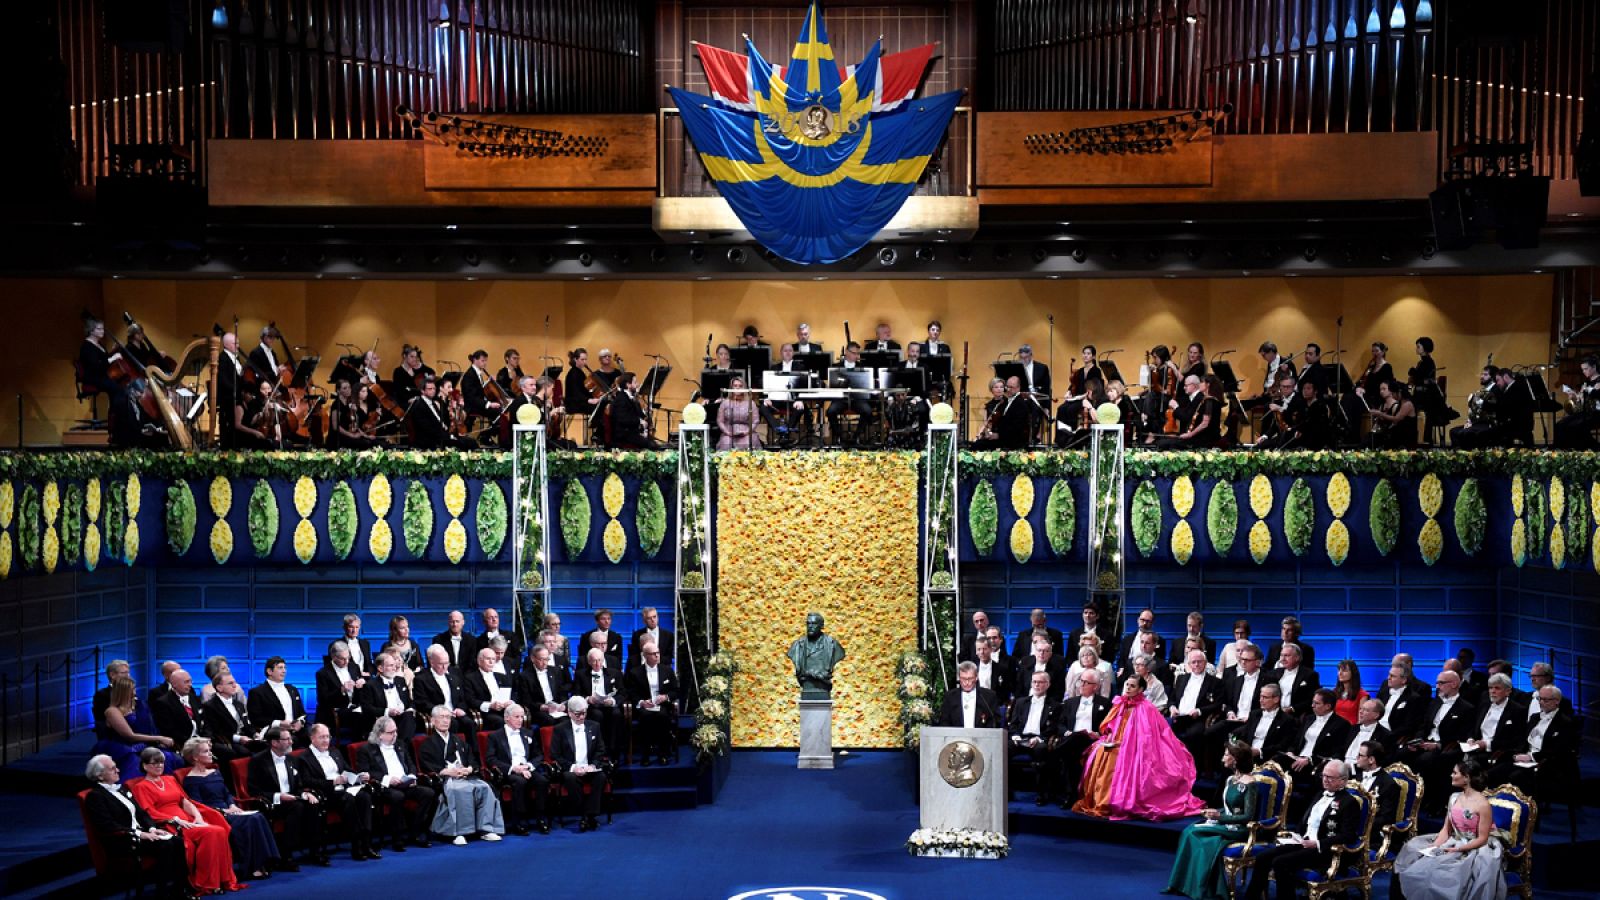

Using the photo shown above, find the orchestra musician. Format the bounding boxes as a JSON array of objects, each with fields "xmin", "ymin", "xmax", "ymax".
[
  {"xmin": 1141, "ymin": 345, "xmax": 1182, "ymax": 446},
  {"xmin": 1296, "ymin": 343, "xmax": 1329, "ymax": 393},
  {"xmin": 1366, "ymin": 380, "xmax": 1418, "ymax": 449},
  {"xmin": 407, "ymin": 375, "xmax": 472, "ymax": 450},
  {"xmin": 1182, "ymin": 342, "xmax": 1207, "ymax": 380},
  {"xmin": 865, "ymin": 323, "xmax": 901, "ymax": 352},
  {"xmin": 739, "ymin": 326, "xmax": 764, "ymax": 348},
  {"xmin": 1355, "ymin": 342, "xmax": 1395, "ymax": 401},
  {"xmin": 1104, "ymin": 380, "xmax": 1142, "ymax": 438},
  {"xmin": 78, "ymin": 317, "xmax": 121, "ymax": 398},
  {"xmin": 793, "ymin": 324, "xmax": 823, "ymax": 355},
  {"xmin": 122, "ymin": 321, "xmax": 170, "ymax": 370},
  {"xmin": 109, "ymin": 381, "xmax": 166, "ymax": 449},
  {"xmin": 564, "ymin": 349, "xmax": 595, "ymax": 417},
  {"xmin": 328, "ymin": 381, "xmax": 380, "ymax": 450},
  {"xmin": 1553, "ymin": 354, "xmax": 1600, "ymax": 449},
  {"xmin": 1407, "ymin": 337, "xmax": 1455, "ymax": 427},
  {"xmin": 215, "ymin": 332, "xmax": 249, "ymax": 449},
  {"xmin": 1253, "ymin": 373, "xmax": 1301, "ymax": 449},
  {"xmin": 1267, "ymin": 379, "xmax": 1336, "ymax": 451},
  {"xmin": 1448, "ymin": 366, "xmax": 1500, "ymax": 449},
  {"xmin": 825, "ymin": 343, "xmax": 874, "ymax": 445},
  {"xmin": 592, "ymin": 350, "xmax": 622, "ymax": 391},
  {"xmin": 496, "ymin": 349, "xmax": 525, "ymax": 397},
  {"xmin": 886, "ymin": 386, "xmax": 931, "ymax": 449},
  {"xmin": 1158, "ymin": 375, "xmax": 1223, "ymax": 449},
  {"xmin": 247, "ymin": 326, "xmax": 285, "ymax": 387},
  {"xmin": 239, "ymin": 379, "xmax": 285, "ymax": 450},
  {"xmin": 997, "ymin": 376, "xmax": 1036, "ymax": 450},
  {"xmin": 763, "ymin": 343, "xmax": 809, "ymax": 439},
  {"xmin": 391, "ymin": 345, "xmax": 431, "ymax": 408},
  {"xmin": 915, "ymin": 320, "xmax": 950, "ymax": 358},
  {"xmin": 1242, "ymin": 341, "xmax": 1296, "ymax": 411},
  {"xmin": 606, "ymin": 371, "xmax": 660, "ymax": 450},
  {"xmin": 461, "ymin": 350, "xmax": 504, "ymax": 437},
  {"xmin": 973, "ymin": 377, "xmax": 1008, "ymax": 449},
  {"xmin": 901, "ymin": 341, "xmax": 925, "ymax": 371}
]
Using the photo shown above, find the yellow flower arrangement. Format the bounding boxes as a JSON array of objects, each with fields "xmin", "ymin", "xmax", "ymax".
[
  {"xmin": 209, "ymin": 476, "xmax": 233, "ymax": 518},
  {"xmin": 83, "ymin": 523, "xmax": 99, "ymax": 572},
  {"xmin": 1418, "ymin": 473, "xmax": 1444, "ymax": 518},
  {"xmin": 717, "ymin": 452, "xmax": 918, "ymax": 748},
  {"xmin": 1593, "ymin": 527, "xmax": 1600, "ymax": 572},
  {"xmin": 85, "ymin": 478, "xmax": 100, "ymax": 522},
  {"xmin": 43, "ymin": 482, "xmax": 59, "ymax": 526},
  {"xmin": 123, "ymin": 520, "xmax": 139, "ymax": 564},
  {"xmin": 443, "ymin": 518, "xmax": 468, "ymax": 564},
  {"xmin": 126, "ymin": 473, "xmax": 141, "ymax": 517},
  {"xmin": 1510, "ymin": 519, "xmax": 1526, "ymax": 567},
  {"xmin": 1325, "ymin": 519, "xmax": 1351, "ymax": 566},
  {"xmin": 210, "ymin": 519, "xmax": 233, "ymax": 564},
  {"xmin": 42, "ymin": 525, "xmax": 58, "ymax": 574},
  {"xmin": 369, "ymin": 473, "xmax": 393, "ymax": 517},
  {"xmin": 1327, "ymin": 473, "xmax": 1352, "ymax": 518},
  {"xmin": 602, "ymin": 473, "xmax": 626, "ymax": 519},
  {"xmin": 1592, "ymin": 481, "xmax": 1600, "ymax": 526},
  {"xmin": 369, "ymin": 519, "xmax": 394, "ymax": 564},
  {"xmin": 1511, "ymin": 474, "xmax": 1524, "ymax": 517},
  {"xmin": 293, "ymin": 518, "xmax": 317, "ymax": 564},
  {"xmin": 1248, "ymin": 474, "xmax": 1273, "ymax": 518},
  {"xmin": 1248, "ymin": 519, "xmax": 1272, "ymax": 564},
  {"xmin": 1550, "ymin": 523, "xmax": 1566, "ymax": 569},
  {"xmin": 1009, "ymin": 519, "xmax": 1034, "ymax": 563},
  {"xmin": 1549, "ymin": 476, "xmax": 1566, "ymax": 520},
  {"xmin": 1172, "ymin": 475, "xmax": 1195, "ymax": 518},
  {"xmin": 1010, "ymin": 474, "xmax": 1035, "ymax": 518},
  {"xmin": 1170, "ymin": 519, "xmax": 1195, "ymax": 565},
  {"xmin": 1418, "ymin": 519, "xmax": 1443, "ymax": 566},
  {"xmin": 293, "ymin": 476, "xmax": 317, "ymax": 518},
  {"xmin": 444, "ymin": 474, "xmax": 468, "ymax": 518},
  {"xmin": 0, "ymin": 480, "xmax": 13, "ymax": 528},
  {"xmin": 0, "ymin": 531, "xmax": 11, "ymax": 579},
  {"xmin": 602, "ymin": 518, "xmax": 628, "ymax": 563}
]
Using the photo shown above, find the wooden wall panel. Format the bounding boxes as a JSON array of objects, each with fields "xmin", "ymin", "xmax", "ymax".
[
  {"xmin": 979, "ymin": 111, "xmax": 1215, "ymax": 188},
  {"xmin": 420, "ymin": 114, "xmax": 656, "ymax": 190}
]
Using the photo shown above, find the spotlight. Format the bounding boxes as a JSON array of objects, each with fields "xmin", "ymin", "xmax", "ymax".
[
  {"xmin": 463, "ymin": 250, "xmax": 480, "ymax": 267},
  {"xmin": 540, "ymin": 251, "xmax": 557, "ymax": 266},
  {"xmin": 649, "ymin": 247, "xmax": 667, "ymax": 263},
  {"xmin": 916, "ymin": 245, "xmax": 936, "ymax": 262},
  {"xmin": 1185, "ymin": 243, "xmax": 1204, "ymax": 261},
  {"xmin": 1302, "ymin": 244, "xmax": 1319, "ymax": 262},
  {"xmin": 1419, "ymin": 240, "xmax": 1436, "ymax": 260},
  {"xmin": 210, "ymin": 0, "xmax": 228, "ymax": 29},
  {"xmin": 1032, "ymin": 246, "xmax": 1049, "ymax": 264},
  {"xmin": 878, "ymin": 247, "xmax": 899, "ymax": 266},
  {"xmin": 689, "ymin": 247, "xmax": 705, "ymax": 263},
  {"xmin": 578, "ymin": 251, "xmax": 594, "ymax": 267},
  {"xmin": 1071, "ymin": 247, "xmax": 1087, "ymax": 263},
  {"xmin": 727, "ymin": 247, "xmax": 747, "ymax": 264},
  {"xmin": 1145, "ymin": 245, "xmax": 1162, "ymax": 262},
  {"xmin": 1107, "ymin": 245, "xmax": 1124, "ymax": 262}
]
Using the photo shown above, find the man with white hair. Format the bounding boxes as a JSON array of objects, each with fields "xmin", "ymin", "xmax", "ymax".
[
  {"xmin": 419, "ymin": 705, "xmax": 504, "ymax": 845},
  {"xmin": 486, "ymin": 703, "xmax": 552, "ymax": 835},
  {"xmin": 464, "ymin": 647, "xmax": 515, "ymax": 732},
  {"xmin": 1241, "ymin": 761, "xmax": 1363, "ymax": 900},
  {"xmin": 551, "ymin": 696, "xmax": 610, "ymax": 831},
  {"xmin": 359, "ymin": 715, "xmax": 437, "ymax": 851},
  {"xmin": 412, "ymin": 644, "xmax": 471, "ymax": 739},
  {"xmin": 937, "ymin": 661, "xmax": 1001, "ymax": 729},
  {"xmin": 314, "ymin": 641, "xmax": 366, "ymax": 735},
  {"xmin": 577, "ymin": 647, "xmax": 622, "ymax": 752},
  {"xmin": 624, "ymin": 641, "xmax": 680, "ymax": 766},
  {"xmin": 357, "ymin": 652, "xmax": 418, "ymax": 743},
  {"xmin": 1462, "ymin": 672, "xmax": 1528, "ymax": 770},
  {"xmin": 1402, "ymin": 669, "xmax": 1477, "ymax": 814},
  {"xmin": 82, "ymin": 754, "xmax": 187, "ymax": 894},
  {"xmin": 1007, "ymin": 671, "xmax": 1062, "ymax": 807},
  {"xmin": 1494, "ymin": 684, "xmax": 1579, "ymax": 797},
  {"xmin": 298, "ymin": 723, "xmax": 379, "ymax": 861},
  {"xmin": 1169, "ymin": 649, "xmax": 1225, "ymax": 768},
  {"xmin": 1017, "ymin": 636, "xmax": 1066, "ymax": 703},
  {"xmin": 1266, "ymin": 642, "xmax": 1318, "ymax": 719}
]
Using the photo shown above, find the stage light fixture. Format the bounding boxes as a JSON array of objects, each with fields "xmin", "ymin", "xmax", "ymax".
[
  {"xmin": 1419, "ymin": 240, "xmax": 1436, "ymax": 260},
  {"xmin": 916, "ymin": 245, "xmax": 936, "ymax": 262},
  {"xmin": 613, "ymin": 250, "xmax": 632, "ymax": 266},
  {"xmin": 463, "ymin": 250, "xmax": 480, "ymax": 266},
  {"xmin": 1302, "ymin": 244, "xmax": 1319, "ymax": 262},
  {"xmin": 211, "ymin": 1, "xmax": 229, "ymax": 29},
  {"xmin": 1186, "ymin": 243, "xmax": 1204, "ymax": 261},
  {"xmin": 1032, "ymin": 246, "xmax": 1049, "ymax": 263},
  {"xmin": 503, "ymin": 250, "xmax": 518, "ymax": 265},
  {"xmin": 540, "ymin": 251, "xmax": 557, "ymax": 266},
  {"xmin": 727, "ymin": 247, "xmax": 747, "ymax": 264},
  {"xmin": 878, "ymin": 247, "xmax": 898, "ymax": 266},
  {"xmin": 1071, "ymin": 247, "xmax": 1088, "ymax": 263},
  {"xmin": 689, "ymin": 248, "xmax": 705, "ymax": 263},
  {"xmin": 578, "ymin": 251, "xmax": 594, "ymax": 267},
  {"xmin": 993, "ymin": 245, "xmax": 1012, "ymax": 261},
  {"xmin": 955, "ymin": 245, "xmax": 973, "ymax": 263},
  {"xmin": 649, "ymin": 247, "xmax": 668, "ymax": 263}
]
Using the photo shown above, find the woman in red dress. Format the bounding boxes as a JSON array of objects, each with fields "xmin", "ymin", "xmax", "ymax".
[
  {"xmin": 1333, "ymin": 659, "xmax": 1369, "ymax": 725},
  {"xmin": 130, "ymin": 747, "xmax": 241, "ymax": 893}
]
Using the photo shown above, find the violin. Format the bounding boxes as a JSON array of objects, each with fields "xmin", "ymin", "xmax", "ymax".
[
  {"xmin": 1157, "ymin": 352, "xmax": 1181, "ymax": 434},
  {"xmin": 122, "ymin": 312, "xmax": 178, "ymax": 371}
]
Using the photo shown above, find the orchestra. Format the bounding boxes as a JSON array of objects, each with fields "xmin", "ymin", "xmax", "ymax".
[{"xmin": 85, "ymin": 316, "xmax": 1600, "ymax": 454}]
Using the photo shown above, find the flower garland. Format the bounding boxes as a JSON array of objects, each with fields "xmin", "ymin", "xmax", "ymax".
[
  {"xmin": 692, "ymin": 651, "xmax": 737, "ymax": 759},
  {"xmin": 476, "ymin": 482, "xmax": 507, "ymax": 559},
  {"xmin": 957, "ymin": 448, "xmax": 1600, "ymax": 481},
  {"xmin": 906, "ymin": 828, "xmax": 1009, "ymax": 859},
  {"xmin": 1044, "ymin": 479, "xmax": 1075, "ymax": 556},
  {"xmin": 968, "ymin": 480, "xmax": 997, "ymax": 557},
  {"xmin": 559, "ymin": 479, "xmax": 591, "ymax": 559},
  {"xmin": 328, "ymin": 483, "xmax": 358, "ymax": 561},
  {"xmin": 636, "ymin": 480, "xmax": 666, "ymax": 558},
  {"xmin": 61, "ymin": 483, "xmax": 83, "ymax": 567},
  {"xmin": 1370, "ymin": 479, "xmax": 1399, "ymax": 556},
  {"xmin": 1207, "ymin": 480, "xmax": 1238, "ymax": 555},
  {"xmin": 1285, "ymin": 478, "xmax": 1314, "ymax": 557},
  {"xmin": 897, "ymin": 651, "xmax": 938, "ymax": 751},
  {"xmin": 165, "ymin": 482, "xmax": 196, "ymax": 556},
  {"xmin": 1454, "ymin": 478, "xmax": 1486, "ymax": 556},
  {"xmin": 1131, "ymin": 480, "xmax": 1161, "ymax": 557},
  {"xmin": 402, "ymin": 480, "xmax": 432, "ymax": 558},
  {"xmin": 18, "ymin": 484, "xmax": 41, "ymax": 571}
]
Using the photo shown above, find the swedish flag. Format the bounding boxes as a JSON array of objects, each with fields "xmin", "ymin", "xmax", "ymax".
[{"xmin": 670, "ymin": 1, "xmax": 960, "ymax": 265}]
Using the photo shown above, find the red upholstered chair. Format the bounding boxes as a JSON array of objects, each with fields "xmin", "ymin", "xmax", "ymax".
[
  {"xmin": 227, "ymin": 758, "xmax": 254, "ymax": 805},
  {"xmin": 344, "ymin": 741, "xmax": 366, "ymax": 769},
  {"xmin": 290, "ymin": 748, "xmax": 345, "ymax": 835},
  {"xmin": 78, "ymin": 788, "xmax": 157, "ymax": 894},
  {"xmin": 541, "ymin": 724, "xmax": 613, "ymax": 824}
]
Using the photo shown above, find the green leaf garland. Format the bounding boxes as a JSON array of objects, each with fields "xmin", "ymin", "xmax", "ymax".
[
  {"xmin": 1044, "ymin": 480, "xmax": 1075, "ymax": 555},
  {"xmin": 1131, "ymin": 480, "xmax": 1161, "ymax": 557},
  {"xmin": 1207, "ymin": 481, "xmax": 1238, "ymax": 554},
  {"xmin": 1525, "ymin": 480, "xmax": 1546, "ymax": 559},
  {"xmin": 61, "ymin": 483, "xmax": 83, "ymax": 566},
  {"xmin": 969, "ymin": 480, "xmax": 997, "ymax": 557},
  {"xmin": 476, "ymin": 482, "xmax": 508, "ymax": 559},
  {"xmin": 1370, "ymin": 479, "xmax": 1399, "ymax": 556},
  {"xmin": 103, "ymin": 479, "xmax": 126, "ymax": 565},
  {"xmin": 1284, "ymin": 478, "xmax": 1314, "ymax": 556},
  {"xmin": 247, "ymin": 480, "xmax": 278, "ymax": 557},
  {"xmin": 560, "ymin": 479, "xmax": 591, "ymax": 559},
  {"xmin": 164, "ymin": 482, "xmax": 196, "ymax": 556},
  {"xmin": 18, "ymin": 484, "xmax": 39, "ymax": 571},
  {"xmin": 328, "ymin": 483, "xmax": 357, "ymax": 561},
  {"xmin": 1453, "ymin": 479, "xmax": 1486, "ymax": 556},
  {"xmin": 402, "ymin": 480, "xmax": 433, "ymax": 557},
  {"xmin": 1564, "ymin": 483, "xmax": 1589, "ymax": 566},
  {"xmin": 636, "ymin": 480, "xmax": 666, "ymax": 558}
]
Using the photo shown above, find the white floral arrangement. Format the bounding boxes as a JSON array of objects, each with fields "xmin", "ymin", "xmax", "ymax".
[
  {"xmin": 897, "ymin": 651, "xmax": 929, "ymax": 675},
  {"xmin": 690, "ymin": 723, "xmax": 727, "ymax": 756},
  {"xmin": 699, "ymin": 698, "xmax": 726, "ymax": 723},
  {"xmin": 702, "ymin": 675, "xmax": 730, "ymax": 698},
  {"xmin": 905, "ymin": 828, "xmax": 1010, "ymax": 859},
  {"xmin": 902, "ymin": 675, "xmax": 928, "ymax": 697}
]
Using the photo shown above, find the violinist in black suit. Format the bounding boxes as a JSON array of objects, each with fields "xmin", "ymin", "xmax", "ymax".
[
  {"xmin": 83, "ymin": 754, "xmax": 188, "ymax": 896},
  {"xmin": 406, "ymin": 376, "xmax": 457, "ymax": 450},
  {"xmin": 358, "ymin": 652, "xmax": 420, "ymax": 744},
  {"xmin": 1017, "ymin": 344, "xmax": 1051, "ymax": 401},
  {"xmin": 606, "ymin": 371, "xmax": 660, "ymax": 450},
  {"xmin": 391, "ymin": 345, "xmax": 432, "ymax": 409},
  {"xmin": 550, "ymin": 697, "xmax": 611, "ymax": 831},
  {"xmin": 359, "ymin": 715, "xmax": 438, "ymax": 851},
  {"xmin": 1007, "ymin": 671, "xmax": 1063, "ymax": 805},
  {"xmin": 246, "ymin": 726, "xmax": 328, "ymax": 869},
  {"xmin": 484, "ymin": 704, "xmax": 551, "ymax": 834},
  {"xmin": 937, "ymin": 662, "xmax": 1002, "ymax": 729},
  {"xmin": 298, "ymin": 724, "xmax": 379, "ymax": 861},
  {"xmin": 109, "ymin": 382, "xmax": 166, "ymax": 449},
  {"xmin": 514, "ymin": 645, "xmax": 573, "ymax": 727},
  {"xmin": 995, "ymin": 377, "xmax": 1037, "ymax": 449},
  {"xmin": 1056, "ymin": 670, "xmax": 1113, "ymax": 806},
  {"xmin": 623, "ymin": 642, "xmax": 680, "ymax": 766},
  {"xmin": 1241, "ymin": 761, "xmax": 1366, "ymax": 900},
  {"xmin": 247, "ymin": 327, "xmax": 285, "ymax": 387}
]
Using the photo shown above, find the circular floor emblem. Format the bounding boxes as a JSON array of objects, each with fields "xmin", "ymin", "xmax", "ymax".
[
  {"xmin": 938, "ymin": 739, "xmax": 984, "ymax": 788},
  {"xmin": 729, "ymin": 883, "xmax": 889, "ymax": 890}
]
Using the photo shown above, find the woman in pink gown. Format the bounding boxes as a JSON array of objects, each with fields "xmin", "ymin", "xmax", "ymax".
[
  {"xmin": 716, "ymin": 376, "xmax": 764, "ymax": 450},
  {"xmin": 1073, "ymin": 676, "xmax": 1207, "ymax": 821},
  {"xmin": 130, "ymin": 747, "xmax": 240, "ymax": 893}
]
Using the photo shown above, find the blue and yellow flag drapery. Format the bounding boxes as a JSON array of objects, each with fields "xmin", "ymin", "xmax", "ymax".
[{"xmin": 669, "ymin": 1, "xmax": 961, "ymax": 266}]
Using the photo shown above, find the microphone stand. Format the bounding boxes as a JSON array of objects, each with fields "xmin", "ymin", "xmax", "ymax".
[
  {"xmin": 1046, "ymin": 314, "xmax": 1055, "ymax": 448},
  {"xmin": 642, "ymin": 353, "xmax": 666, "ymax": 441}
]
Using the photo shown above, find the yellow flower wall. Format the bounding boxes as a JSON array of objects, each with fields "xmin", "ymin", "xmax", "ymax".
[{"xmin": 717, "ymin": 452, "xmax": 919, "ymax": 748}]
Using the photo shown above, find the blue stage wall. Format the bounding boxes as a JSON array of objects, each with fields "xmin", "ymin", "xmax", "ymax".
[{"xmin": 1498, "ymin": 565, "xmax": 1600, "ymax": 714}]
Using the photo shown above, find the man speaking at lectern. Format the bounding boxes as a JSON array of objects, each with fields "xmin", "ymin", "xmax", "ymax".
[{"xmin": 938, "ymin": 661, "xmax": 1001, "ymax": 729}]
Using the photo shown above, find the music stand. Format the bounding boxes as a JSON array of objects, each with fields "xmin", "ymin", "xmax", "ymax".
[
  {"xmin": 761, "ymin": 370, "xmax": 811, "ymax": 403},
  {"xmin": 794, "ymin": 351, "xmax": 833, "ymax": 375},
  {"xmin": 1521, "ymin": 371, "xmax": 1561, "ymax": 413},
  {"xmin": 700, "ymin": 370, "xmax": 734, "ymax": 403},
  {"xmin": 1099, "ymin": 360, "xmax": 1124, "ymax": 385},
  {"xmin": 729, "ymin": 346, "xmax": 771, "ymax": 376},
  {"xmin": 1211, "ymin": 360, "xmax": 1241, "ymax": 394},
  {"xmin": 991, "ymin": 361, "xmax": 1025, "ymax": 385},
  {"xmin": 921, "ymin": 355, "xmax": 952, "ymax": 388},
  {"xmin": 888, "ymin": 368, "xmax": 927, "ymax": 398},
  {"xmin": 541, "ymin": 365, "xmax": 563, "ymax": 381},
  {"xmin": 860, "ymin": 350, "xmax": 900, "ymax": 370}
]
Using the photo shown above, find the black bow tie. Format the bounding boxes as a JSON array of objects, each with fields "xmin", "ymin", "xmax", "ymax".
[
  {"xmin": 382, "ymin": 681, "xmax": 394, "ymax": 689},
  {"xmin": 1323, "ymin": 791, "xmax": 1336, "ymax": 799}
]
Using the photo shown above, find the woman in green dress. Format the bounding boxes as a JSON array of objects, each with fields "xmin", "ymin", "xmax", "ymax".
[{"xmin": 1164, "ymin": 742, "xmax": 1262, "ymax": 899}]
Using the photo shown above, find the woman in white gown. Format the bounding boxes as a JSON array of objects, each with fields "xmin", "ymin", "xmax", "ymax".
[{"xmin": 1392, "ymin": 758, "xmax": 1506, "ymax": 900}]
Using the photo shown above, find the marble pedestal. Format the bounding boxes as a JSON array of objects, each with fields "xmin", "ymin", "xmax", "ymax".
[
  {"xmin": 918, "ymin": 726, "xmax": 1007, "ymax": 834},
  {"xmin": 797, "ymin": 699, "xmax": 834, "ymax": 769}
]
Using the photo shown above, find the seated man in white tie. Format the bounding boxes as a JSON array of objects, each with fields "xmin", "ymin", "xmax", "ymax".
[
  {"xmin": 82, "ymin": 754, "xmax": 188, "ymax": 896},
  {"xmin": 550, "ymin": 697, "xmax": 611, "ymax": 832},
  {"xmin": 936, "ymin": 661, "xmax": 1001, "ymax": 729},
  {"xmin": 484, "ymin": 704, "xmax": 552, "ymax": 835},
  {"xmin": 465, "ymin": 648, "xmax": 515, "ymax": 732},
  {"xmin": 1007, "ymin": 671, "xmax": 1062, "ymax": 806},
  {"xmin": 577, "ymin": 648, "xmax": 623, "ymax": 753},
  {"xmin": 623, "ymin": 641, "xmax": 680, "ymax": 767},
  {"xmin": 972, "ymin": 633, "xmax": 1012, "ymax": 707},
  {"xmin": 1055, "ymin": 670, "xmax": 1112, "ymax": 807}
]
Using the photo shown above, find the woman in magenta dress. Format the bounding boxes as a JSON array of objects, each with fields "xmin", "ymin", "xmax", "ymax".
[
  {"xmin": 715, "ymin": 376, "xmax": 764, "ymax": 450},
  {"xmin": 1073, "ymin": 676, "xmax": 1207, "ymax": 821},
  {"xmin": 130, "ymin": 747, "xmax": 241, "ymax": 893}
]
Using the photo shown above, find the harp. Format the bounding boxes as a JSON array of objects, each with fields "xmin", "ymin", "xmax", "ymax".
[{"xmin": 142, "ymin": 336, "xmax": 222, "ymax": 451}]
